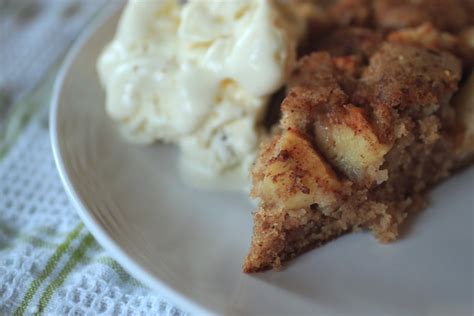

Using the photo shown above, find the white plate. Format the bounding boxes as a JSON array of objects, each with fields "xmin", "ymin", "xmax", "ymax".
[{"xmin": 51, "ymin": 5, "xmax": 474, "ymax": 316}]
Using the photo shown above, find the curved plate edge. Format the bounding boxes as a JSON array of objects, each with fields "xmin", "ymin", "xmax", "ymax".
[{"xmin": 49, "ymin": 3, "xmax": 212, "ymax": 315}]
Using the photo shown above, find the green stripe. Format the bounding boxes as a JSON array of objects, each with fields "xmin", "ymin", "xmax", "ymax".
[
  {"xmin": 16, "ymin": 235, "xmax": 56, "ymax": 249},
  {"xmin": 0, "ymin": 98, "xmax": 35, "ymax": 159},
  {"xmin": 0, "ymin": 223, "xmax": 58, "ymax": 249},
  {"xmin": 36, "ymin": 227, "xmax": 67, "ymax": 237},
  {"xmin": 0, "ymin": 1, "xmax": 111, "ymax": 162},
  {"xmin": 0, "ymin": 222, "xmax": 67, "ymax": 238},
  {"xmin": 0, "ymin": 220, "xmax": 19, "ymax": 236},
  {"xmin": 0, "ymin": 66, "xmax": 57, "ymax": 161},
  {"xmin": 14, "ymin": 223, "xmax": 84, "ymax": 316},
  {"xmin": 96, "ymin": 257, "xmax": 144, "ymax": 288},
  {"xmin": 35, "ymin": 233, "xmax": 95, "ymax": 315},
  {"xmin": 0, "ymin": 222, "xmax": 56, "ymax": 249}
]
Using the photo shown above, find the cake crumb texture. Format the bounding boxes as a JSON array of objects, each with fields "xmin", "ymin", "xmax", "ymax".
[{"xmin": 243, "ymin": 4, "xmax": 473, "ymax": 272}]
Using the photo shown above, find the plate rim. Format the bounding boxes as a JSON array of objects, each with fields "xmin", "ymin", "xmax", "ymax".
[
  {"xmin": 49, "ymin": 3, "xmax": 474, "ymax": 315},
  {"xmin": 49, "ymin": 4, "xmax": 211, "ymax": 315}
]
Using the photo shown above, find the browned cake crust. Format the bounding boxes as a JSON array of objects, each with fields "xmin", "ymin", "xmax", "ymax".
[
  {"xmin": 373, "ymin": 0, "xmax": 474, "ymax": 32},
  {"xmin": 321, "ymin": 0, "xmax": 474, "ymax": 32},
  {"xmin": 299, "ymin": 0, "xmax": 474, "ymax": 60},
  {"xmin": 243, "ymin": 23, "xmax": 473, "ymax": 272}
]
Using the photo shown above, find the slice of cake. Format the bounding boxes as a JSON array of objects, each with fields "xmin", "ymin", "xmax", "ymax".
[{"xmin": 243, "ymin": 29, "xmax": 473, "ymax": 272}]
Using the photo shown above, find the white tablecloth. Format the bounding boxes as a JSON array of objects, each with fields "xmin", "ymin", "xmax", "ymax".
[{"xmin": 0, "ymin": 1, "xmax": 185, "ymax": 314}]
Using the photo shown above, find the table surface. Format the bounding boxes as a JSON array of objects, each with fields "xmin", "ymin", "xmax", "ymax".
[
  {"xmin": 0, "ymin": 1, "xmax": 185, "ymax": 315},
  {"xmin": 0, "ymin": 0, "xmax": 108, "ymax": 123}
]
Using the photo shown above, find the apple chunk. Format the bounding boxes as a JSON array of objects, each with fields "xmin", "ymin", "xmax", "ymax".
[
  {"xmin": 314, "ymin": 105, "xmax": 391, "ymax": 185},
  {"xmin": 253, "ymin": 129, "xmax": 343, "ymax": 211}
]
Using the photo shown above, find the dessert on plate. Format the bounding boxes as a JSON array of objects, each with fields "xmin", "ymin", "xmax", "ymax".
[
  {"xmin": 97, "ymin": 0, "xmax": 309, "ymax": 190},
  {"xmin": 98, "ymin": 0, "xmax": 473, "ymax": 273},
  {"xmin": 243, "ymin": 1, "xmax": 474, "ymax": 272}
]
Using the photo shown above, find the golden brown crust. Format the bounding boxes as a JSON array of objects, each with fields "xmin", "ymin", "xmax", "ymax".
[
  {"xmin": 300, "ymin": 1, "xmax": 474, "ymax": 67},
  {"xmin": 244, "ymin": 0, "xmax": 474, "ymax": 273},
  {"xmin": 282, "ymin": 52, "xmax": 349, "ymax": 133},
  {"xmin": 243, "ymin": 206, "xmax": 349, "ymax": 273},
  {"xmin": 315, "ymin": 27, "xmax": 383, "ymax": 59},
  {"xmin": 328, "ymin": 0, "xmax": 373, "ymax": 27},
  {"xmin": 388, "ymin": 23, "xmax": 474, "ymax": 68},
  {"xmin": 353, "ymin": 42, "xmax": 462, "ymax": 141},
  {"xmin": 373, "ymin": 0, "xmax": 474, "ymax": 32},
  {"xmin": 243, "ymin": 37, "xmax": 469, "ymax": 272}
]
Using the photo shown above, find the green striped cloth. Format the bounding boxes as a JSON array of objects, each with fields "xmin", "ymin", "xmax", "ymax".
[{"xmin": 0, "ymin": 74, "xmax": 185, "ymax": 315}]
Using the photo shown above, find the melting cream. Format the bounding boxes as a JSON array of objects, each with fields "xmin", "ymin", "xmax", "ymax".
[{"xmin": 97, "ymin": 0, "xmax": 306, "ymax": 190}]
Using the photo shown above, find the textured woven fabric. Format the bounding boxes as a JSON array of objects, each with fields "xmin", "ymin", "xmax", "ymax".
[
  {"xmin": 0, "ymin": 0, "xmax": 108, "ymax": 122},
  {"xmin": 0, "ymin": 76, "xmax": 185, "ymax": 316},
  {"xmin": 0, "ymin": 1, "xmax": 186, "ymax": 314}
]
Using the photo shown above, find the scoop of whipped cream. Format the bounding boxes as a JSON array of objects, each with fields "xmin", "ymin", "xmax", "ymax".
[{"xmin": 97, "ymin": 0, "xmax": 305, "ymax": 190}]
